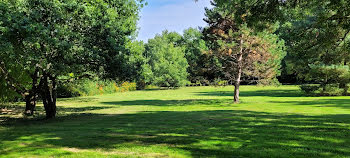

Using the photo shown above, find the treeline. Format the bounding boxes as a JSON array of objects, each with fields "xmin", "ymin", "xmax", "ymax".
[{"xmin": 0, "ymin": 0, "xmax": 349, "ymax": 118}]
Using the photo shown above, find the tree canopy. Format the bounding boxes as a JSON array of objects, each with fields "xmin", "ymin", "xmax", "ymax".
[
  {"xmin": 144, "ymin": 31, "xmax": 189, "ymax": 87},
  {"xmin": 0, "ymin": 0, "xmax": 144, "ymax": 118}
]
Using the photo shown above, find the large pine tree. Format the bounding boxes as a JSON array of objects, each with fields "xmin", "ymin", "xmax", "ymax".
[{"xmin": 203, "ymin": 0, "xmax": 286, "ymax": 103}]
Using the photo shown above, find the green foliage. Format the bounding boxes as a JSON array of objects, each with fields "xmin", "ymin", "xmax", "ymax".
[
  {"xmin": 120, "ymin": 40, "xmax": 147, "ymax": 82},
  {"xmin": 83, "ymin": 0, "xmax": 145, "ymax": 79},
  {"xmin": 253, "ymin": 27, "xmax": 287, "ymax": 84},
  {"xmin": 300, "ymin": 84, "xmax": 320, "ymax": 95},
  {"xmin": 0, "ymin": 0, "xmax": 144, "ymax": 79},
  {"xmin": 144, "ymin": 31, "xmax": 189, "ymax": 87},
  {"xmin": 212, "ymin": 78, "xmax": 229, "ymax": 87},
  {"xmin": 0, "ymin": 78, "xmax": 20, "ymax": 102},
  {"xmin": 300, "ymin": 84, "xmax": 350, "ymax": 96},
  {"xmin": 298, "ymin": 65, "xmax": 350, "ymax": 96},
  {"xmin": 203, "ymin": 4, "xmax": 286, "ymax": 85},
  {"xmin": 278, "ymin": 0, "xmax": 350, "ymax": 89},
  {"xmin": 57, "ymin": 79, "xmax": 137, "ymax": 97},
  {"xmin": 208, "ymin": 0, "xmax": 285, "ymax": 30},
  {"xmin": 180, "ymin": 28, "xmax": 223, "ymax": 83},
  {"xmin": 0, "ymin": 0, "xmax": 144, "ymax": 117}
]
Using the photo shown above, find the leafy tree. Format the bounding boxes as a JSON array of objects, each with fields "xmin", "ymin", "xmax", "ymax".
[
  {"xmin": 121, "ymin": 40, "xmax": 147, "ymax": 82},
  {"xmin": 180, "ymin": 28, "xmax": 223, "ymax": 84},
  {"xmin": 0, "ymin": 0, "xmax": 87, "ymax": 118},
  {"xmin": 0, "ymin": 0, "xmax": 144, "ymax": 118},
  {"xmin": 80, "ymin": 0, "xmax": 145, "ymax": 80},
  {"xmin": 123, "ymin": 40, "xmax": 150, "ymax": 90},
  {"xmin": 203, "ymin": 1, "xmax": 286, "ymax": 103},
  {"xmin": 144, "ymin": 31, "xmax": 189, "ymax": 87},
  {"xmin": 279, "ymin": 0, "xmax": 350, "ymax": 94}
]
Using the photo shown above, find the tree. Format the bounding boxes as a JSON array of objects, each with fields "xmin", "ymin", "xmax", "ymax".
[
  {"xmin": 123, "ymin": 40, "xmax": 148, "ymax": 89},
  {"xmin": 0, "ymin": 0, "xmax": 144, "ymax": 118},
  {"xmin": 80, "ymin": 0, "xmax": 145, "ymax": 80},
  {"xmin": 180, "ymin": 28, "xmax": 223, "ymax": 84},
  {"xmin": 203, "ymin": 1, "xmax": 286, "ymax": 103},
  {"xmin": 279, "ymin": 0, "xmax": 350, "ymax": 95},
  {"xmin": 0, "ymin": 0, "xmax": 87, "ymax": 118},
  {"xmin": 144, "ymin": 31, "xmax": 189, "ymax": 87}
]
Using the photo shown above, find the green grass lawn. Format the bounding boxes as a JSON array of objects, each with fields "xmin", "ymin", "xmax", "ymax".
[{"xmin": 1, "ymin": 85, "xmax": 350, "ymax": 158}]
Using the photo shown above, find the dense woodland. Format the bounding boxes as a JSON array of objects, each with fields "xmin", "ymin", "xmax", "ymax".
[{"xmin": 0, "ymin": 0, "xmax": 349, "ymax": 118}]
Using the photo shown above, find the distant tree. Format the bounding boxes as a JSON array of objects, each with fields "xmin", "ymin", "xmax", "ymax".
[
  {"xmin": 123, "ymin": 40, "xmax": 149, "ymax": 89},
  {"xmin": 180, "ymin": 28, "xmax": 223, "ymax": 84},
  {"xmin": 81, "ymin": 0, "xmax": 145, "ymax": 80},
  {"xmin": 144, "ymin": 31, "xmax": 189, "ymax": 87},
  {"xmin": 0, "ymin": 0, "xmax": 144, "ymax": 118},
  {"xmin": 203, "ymin": 1, "xmax": 286, "ymax": 103}
]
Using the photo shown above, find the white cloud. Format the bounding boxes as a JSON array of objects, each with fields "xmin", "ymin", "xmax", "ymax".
[{"xmin": 137, "ymin": 0, "xmax": 212, "ymax": 42}]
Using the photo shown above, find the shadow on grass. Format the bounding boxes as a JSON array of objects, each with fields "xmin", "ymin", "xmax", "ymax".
[
  {"xmin": 1, "ymin": 110, "xmax": 350, "ymax": 157},
  {"xmin": 271, "ymin": 98, "xmax": 350, "ymax": 109},
  {"xmin": 196, "ymin": 89, "xmax": 304, "ymax": 97},
  {"xmin": 57, "ymin": 97, "xmax": 98, "ymax": 102},
  {"xmin": 101, "ymin": 99, "xmax": 230, "ymax": 107},
  {"xmin": 0, "ymin": 105, "xmax": 113, "ymax": 124}
]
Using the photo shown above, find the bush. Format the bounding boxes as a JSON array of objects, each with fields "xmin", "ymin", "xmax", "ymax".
[
  {"xmin": 300, "ymin": 84, "xmax": 349, "ymax": 96},
  {"xmin": 57, "ymin": 79, "xmax": 137, "ymax": 98},
  {"xmin": 257, "ymin": 78, "xmax": 282, "ymax": 86},
  {"xmin": 320, "ymin": 84, "xmax": 343, "ymax": 96},
  {"xmin": 119, "ymin": 82, "xmax": 137, "ymax": 92},
  {"xmin": 302, "ymin": 64, "xmax": 350, "ymax": 96},
  {"xmin": 212, "ymin": 78, "xmax": 228, "ymax": 87},
  {"xmin": 56, "ymin": 84, "xmax": 80, "ymax": 98},
  {"xmin": 300, "ymin": 84, "xmax": 320, "ymax": 95}
]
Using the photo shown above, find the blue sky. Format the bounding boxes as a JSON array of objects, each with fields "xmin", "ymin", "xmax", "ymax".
[{"xmin": 137, "ymin": 0, "xmax": 212, "ymax": 42}]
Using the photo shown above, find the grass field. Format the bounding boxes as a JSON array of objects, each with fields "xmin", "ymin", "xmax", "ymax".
[{"xmin": 1, "ymin": 85, "xmax": 350, "ymax": 158}]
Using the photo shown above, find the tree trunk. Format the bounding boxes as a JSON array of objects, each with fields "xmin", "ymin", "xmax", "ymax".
[
  {"xmin": 41, "ymin": 74, "xmax": 57, "ymax": 119},
  {"xmin": 234, "ymin": 60, "xmax": 242, "ymax": 103},
  {"xmin": 24, "ymin": 68, "xmax": 40, "ymax": 116},
  {"xmin": 234, "ymin": 81, "xmax": 240, "ymax": 103},
  {"xmin": 24, "ymin": 93, "xmax": 36, "ymax": 116},
  {"xmin": 234, "ymin": 38, "xmax": 244, "ymax": 103}
]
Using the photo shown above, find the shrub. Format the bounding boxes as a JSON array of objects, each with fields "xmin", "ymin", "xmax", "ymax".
[
  {"xmin": 57, "ymin": 79, "xmax": 137, "ymax": 98},
  {"xmin": 300, "ymin": 84, "xmax": 349, "ymax": 96},
  {"xmin": 119, "ymin": 82, "xmax": 137, "ymax": 92},
  {"xmin": 303, "ymin": 64, "xmax": 350, "ymax": 96},
  {"xmin": 56, "ymin": 84, "xmax": 80, "ymax": 98},
  {"xmin": 257, "ymin": 78, "xmax": 282, "ymax": 86},
  {"xmin": 212, "ymin": 78, "xmax": 228, "ymax": 87},
  {"xmin": 320, "ymin": 84, "xmax": 343, "ymax": 96},
  {"xmin": 300, "ymin": 84, "xmax": 320, "ymax": 95}
]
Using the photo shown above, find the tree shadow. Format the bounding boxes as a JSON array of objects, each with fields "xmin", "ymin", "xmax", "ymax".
[
  {"xmin": 101, "ymin": 99, "xmax": 231, "ymax": 107},
  {"xmin": 270, "ymin": 99, "xmax": 350, "ymax": 109},
  {"xmin": 196, "ymin": 89, "xmax": 304, "ymax": 97},
  {"xmin": 1, "ymin": 110, "xmax": 350, "ymax": 157},
  {"xmin": 0, "ymin": 105, "xmax": 113, "ymax": 124},
  {"xmin": 57, "ymin": 97, "xmax": 98, "ymax": 103}
]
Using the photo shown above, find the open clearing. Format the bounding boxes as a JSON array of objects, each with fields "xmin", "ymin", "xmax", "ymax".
[{"xmin": 1, "ymin": 86, "xmax": 350, "ymax": 157}]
